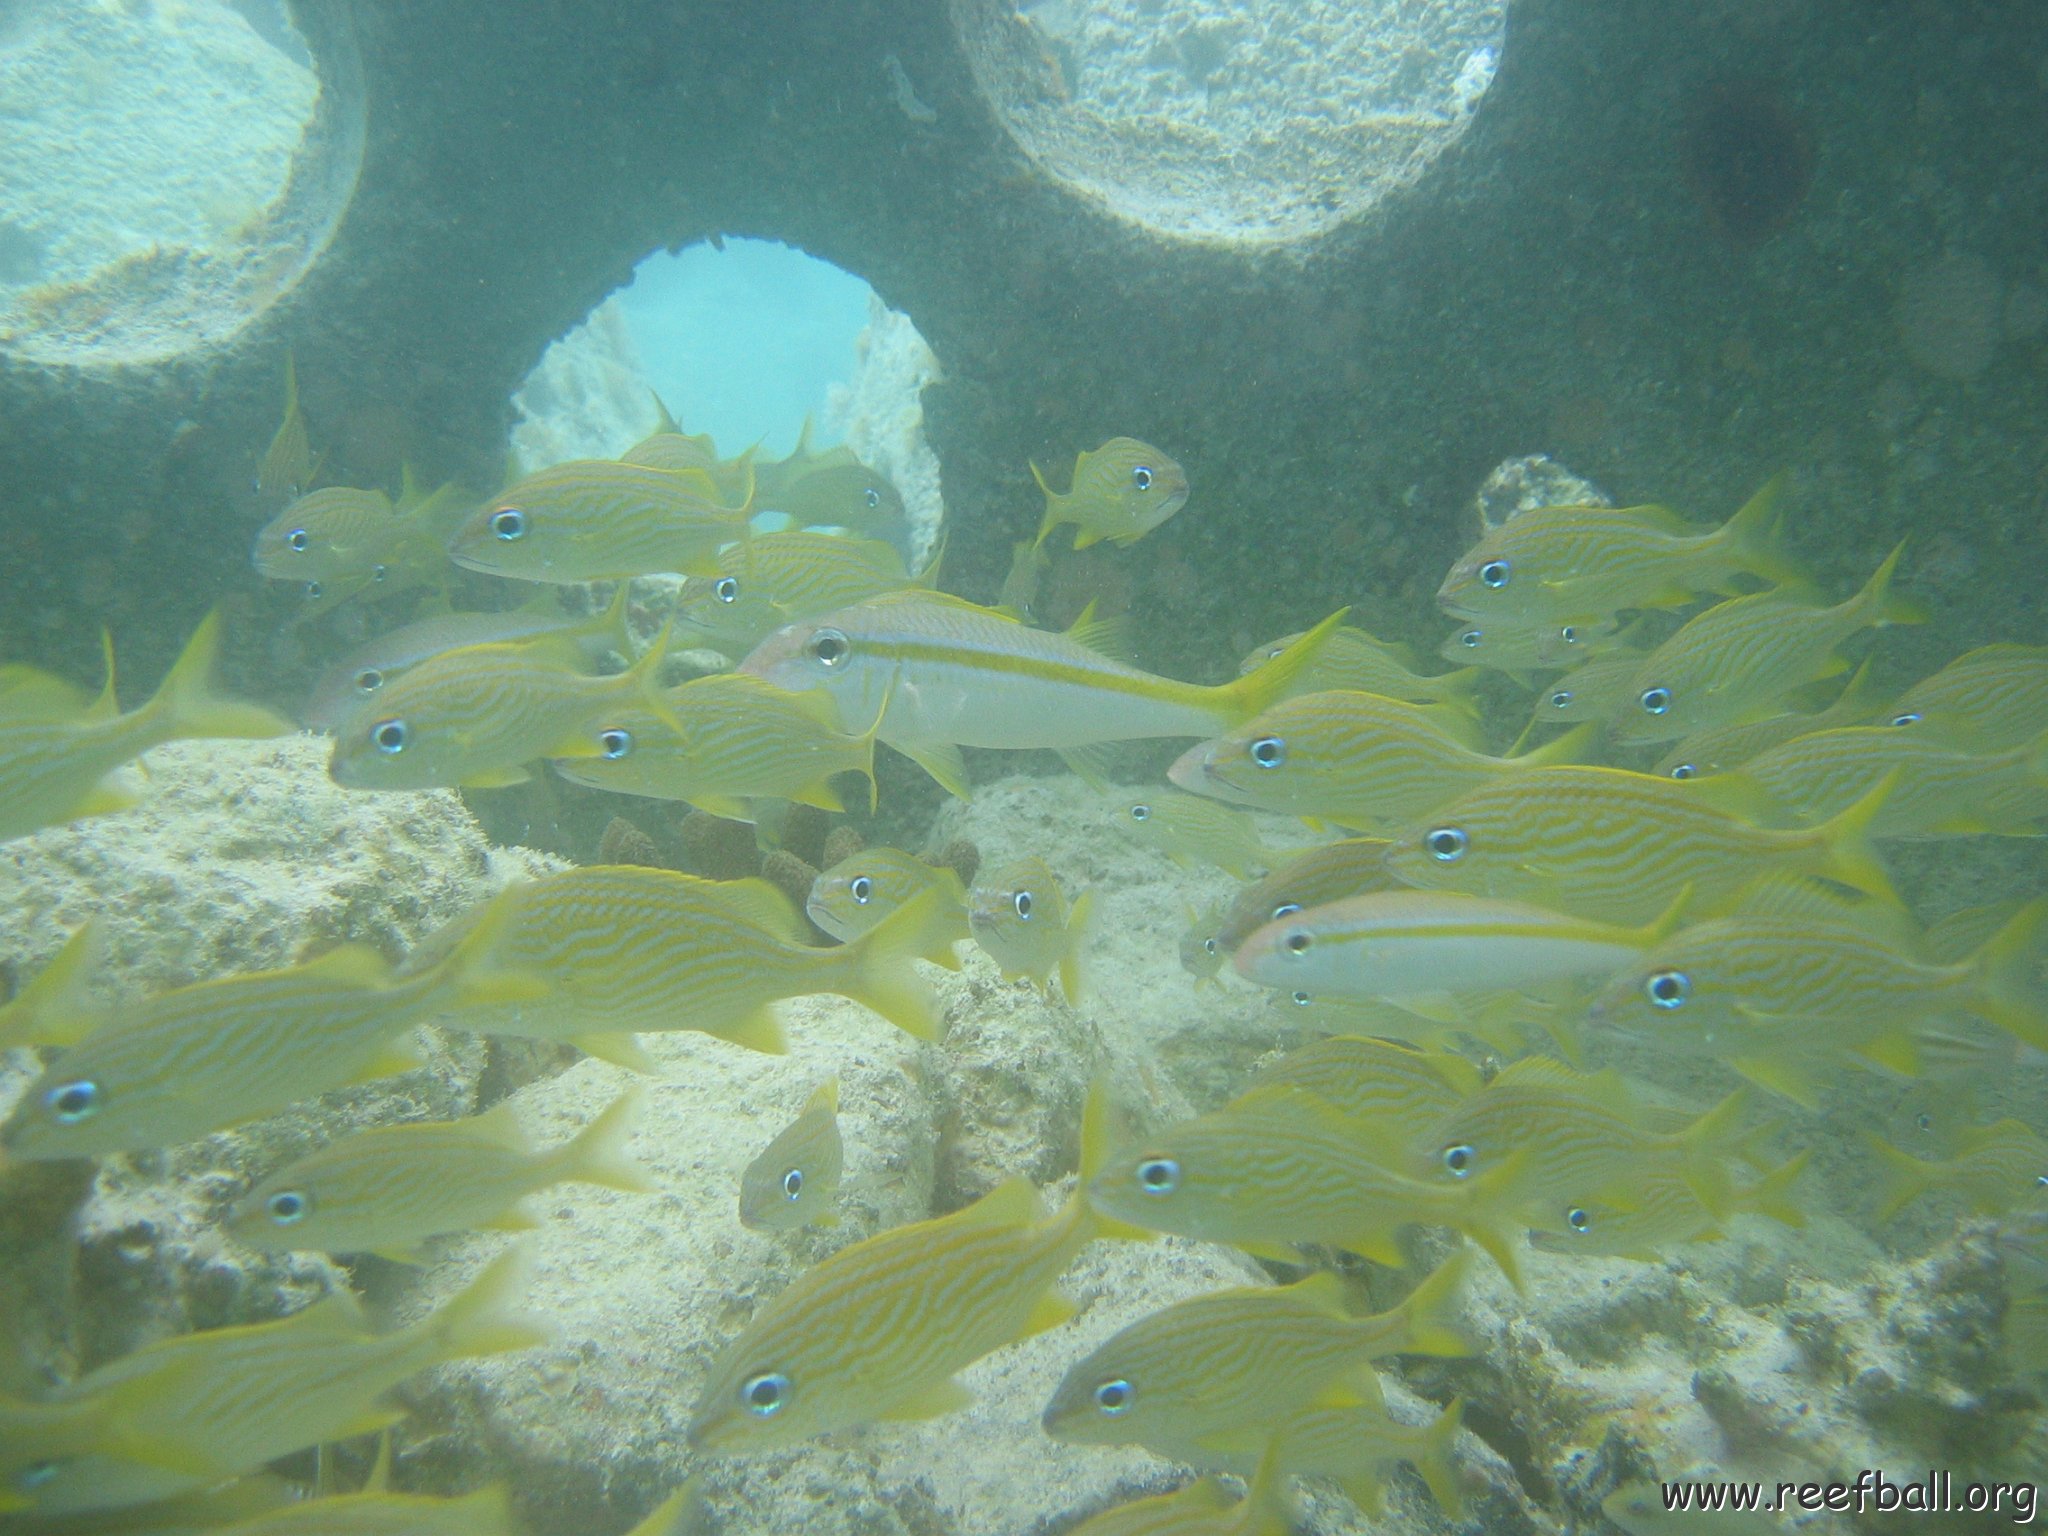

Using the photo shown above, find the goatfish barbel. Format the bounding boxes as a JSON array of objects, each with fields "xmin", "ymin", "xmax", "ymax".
[{"xmin": 740, "ymin": 591, "xmax": 1347, "ymax": 795}]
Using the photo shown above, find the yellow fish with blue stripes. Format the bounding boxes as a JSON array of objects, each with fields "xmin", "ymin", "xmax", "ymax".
[
  {"xmin": 1031, "ymin": 437, "xmax": 1188, "ymax": 551},
  {"xmin": 738, "ymin": 1079, "xmax": 845, "ymax": 1232},
  {"xmin": 448, "ymin": 459, "xmax": 752, "ymax": 583}
]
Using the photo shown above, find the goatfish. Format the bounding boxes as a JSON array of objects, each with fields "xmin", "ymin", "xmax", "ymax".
[
  {"xmin": 807, "ymin": 845, "xmax": 969, "ymax": 946},
  {"xmin": 738, "ymin": 1079, "xmax": 844, "ymax": 1231},
  {"xmin": 1032, "ymin": 437, "xmax": 1189, "ymax": 551},
  {"xmin": 1087, "ymin": 1085, "xmax": 1528, "ymax": 1284},
  {"xmin": 741, "ymin": 592, "xmax": 1346, "ymax": 797},
  {"xmin": 687, "ymin": 1083, "xmax": 1137, "ymax": 1451},
  {"xmin": 1436, "ymin": 475, "xmax": 1795, "ymax": 625},
  {"xmin": 1238, "ymin": 624, "xmax": 1480, "ymax": 711},
  {"xmin": 1438, "ymin": 613, "xmax": 1625, "ymax": 676},
  {"xmin": 674, "ymin": 531, "xmax": 932, "ymax": 659},
  {"xmin": 1722, "ymin": 722, "xmax": 2048, "ymax": 838},
  {"xmin": 1246, "ymin": 1035, "xmax": 1483, "ymax": 1146},
  {"xmin": 0, "ymin": 612, "xmax": 291, "ymax": 845},
  {"xmin": 1232, "ymin": 889, "xmax": 1687, "ymax": 1004},
  {"xmin": 1379, "ymin": 765, "xmax": 1897, "ymax": 924},
  {"xmin": 0, "ymin": 921, "xmax": 537, "ymax": 1160},
  {"xmin": 302, "ymin": 587, "xmax": 635, "ymax": 731},
  {"xmin": 752, "ymin": 420, "xmax": 905, "ymax": 535},
  {"xmin": 325, "ymin": 627, "xmax": 678, "ymax": 791},
  {"xmin": 9, "ymin": 1248, "xmax": 542, "ymax": 1519},
  {"xmin": 1170, "ymin": 689, "xmax": 1593, "ymax": 830},
  {"xmin": 1653, "ymin": 657, "xmax": 1886, "ymax": 780},
  {"xmin": 1040, "ymin": 1251, "xmax": 1470, "ymax": 1462},
  {"xmin": 253, "ymin": 352, "xmax": 315, "ymax": 504},
  {"xmin": 226, "ymin": 1087, "xmax": 649, "ymax": 1260},
  {"xmin": 968, "ymin": 857, "xmax": 1092, "ymax": 1003},
  {"xmin": 410, "ymin": 865, "xmax": 960, "ymax": 1061},
  {"xmin": 1112, "ymin": 791, "xmax": 1274, "ymax": 878},
  {"xmin": 1207, "ymin": 837, "xmax": 1394, "ymax": 958},
  {"xmin": 447, "ymin": 460, "xmax": 752, "ymax": 583},
  {"xmin": 1528, "ymin": 1152, "xmax": 1809, "ymax": 1260},
  {"xmin": 1867, "ymin": 1118, "xmax": 2048, "ymax": 1219},
  {"xmin": 1615, "ymin": 543, "xmax": 1925, "ymax": 745},
  {"xmin": 1889, "ymin": 642, "xmax": 2048, "ymax": 750},
  {"xmin": 547, "ymin": 670, "xmax": 882, "ymax": 819}
]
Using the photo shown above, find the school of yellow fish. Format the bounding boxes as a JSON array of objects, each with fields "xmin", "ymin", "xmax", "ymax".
[{"xmin": 0, "ymin": 372, "xmax": 2043, "ymax": 1534}]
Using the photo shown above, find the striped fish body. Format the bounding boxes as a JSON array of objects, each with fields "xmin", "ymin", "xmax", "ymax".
[
  {"xmin": 1113, "ymin": 791, "xmax": 1272, "ymax": 878},
  {"xmin": 754, "ymin": 431, "xmax": 905, "ymax": 535},
  {"xmin": 204, "ymin": 1485, "xmax": 516, "ymax": 1536},
  {"xmin": 1245, "ymin": 1035, "xmax": 1482, "ymax": 1146},
  {"xmin": 741, "ymin": 593, "xmax": 1342, "ymax": 751},
  {"xmin": 739, "ymin": 1080, "xmax": 845, "ymax": 1231},
  {"xmin": 255, "ymin": 355, "xmax": 313, "ymax": 506},
  {"xmin": 252, "ymin": 488, "xmax": 395, "ymax": 579},
  {"xmin": 1204, "ymin": 1392, "xmax": 1465, "ymax": 1520},
  {"xmin": 1040, "ymin": 1254, "xmax": 1468, "ymax": 1461},
  {"xmin": 1238, "ymin": 625, "xmax": 1478, "ymax": 710},
  {"xmin": 1169, "ymin": 690, "xmax": 1516, "ymax": 829},
  {"xmin": 1064, "ymin": 1477, "xmax": 1280, "ymax": 1536},
  {"xmin": 0, "ymin": 948, "xmax": 453, "ymax": 1159},
  {"xmin": 1651, "ymin": 659, "xmax": 1888, "ymax": 780},
  {"xmin": 1380, "ymin": 765, "xmax": 1895, "ymax": 923},
  {"xmin": 326, "ymin": 636, "xmax": 669, "ymax": 790},
  {"xmin": 969, "ymin": 857, "xmax": 1089, "ymax": 1000},
  {"xmin": 548, "ymin": 672, "xmax": 874, "ymax": 817},
  {"xmin": 449, "ymin": 461, "xmax": 750, "ymax": 582},
  {"xmin": 676, "ymin": 531, "xmax": 913, "ymax": 656},
  {"xmin": 1870, "ymin": 1119, "xmax": 2048, "ymax": 1217},
  {"xmin": 1233, "ymin": 890, "xmax": 1666, "ymax": 1001},
  {"xmin": 1032, "ymin": 437, "xmax": 1188, "ymax": 551},
  {"xmin": 1890, "ymin": 643, "xmax": 2048, "ymax": 750},
  {"xmin": 1212, "ymin": 837, "xmax": 1394, "ymax": 954},
  {"xmin": 1529, "ymin": 1151, "xmax": 1809, "ymax": 1259},
  {"xmin": 1730, "ymin": 724, "xmax": 2048, "ymax": 836},
  {"xmin": 688, "ymin": 1177, "xmax": 1090, "ymax": 1449},
  {"xmin": 619, "ymin": 428, "xmax": 719, "ymax": 472},
  {"xmin": 1528, "ymin": 652, "xmax": 1653, "ymax": 727},
  {"xmin": 1438, "ymin": 612, "xmax": 1625, "ymax": 674},
  {"xmin": 808, "ymin": 846, "xmax": 969, "ymax": 945}
]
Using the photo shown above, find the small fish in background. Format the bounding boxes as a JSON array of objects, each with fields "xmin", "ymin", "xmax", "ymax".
[
  {"xmin": 1523, "ymin": 650, "xmax": 1654, "ymax": 730},
  {"xmin": 1206, "ymin": 1389, "xmax": 1466, "ymax": 1521},
  {"xmin": 1718, "ymin": 722, "xmax": 2048, "ymax": 839},
  {"xmin": 1865, "ymin": 1117, "xmax": 2048, "ymax": 1219},
  {"xmin": 1176, "ymin": 899, "xmax": 1231, "ymax": 984},
  {"xmin": 251, "ymin": 471, "xmax": 470, "ymax": 620},
  {"xmin": 807, "ymin": 845, "xmax": 970, "ymax": 946},
  {"xmin": 673, "ymin": 530, "xmax": 930, "ymax": 659},
  {"xmin": 1887, "ymin": 641, "xmax": 2048, "ymax": 750},
  {"xmin": 227, "ymin": 1087, "xmax": 650, "ymax": 1260},
  {"xmin": 325, "ymin": 627, "xmax": 678, "ymax": 791},
  {"xmin": 1246, "ymin": 1035, "xmax": 1483, "ymax": 1146},
  {"xmin": 1063, "ymin": 1449, "xmax": 1288, "ymax": 1536},
  {"xmin": 969, "ymin": 856, "xmax": 1092, "ymax": 1003},
  {"xmin": 1437, "ymin": 611, "xmax": 1626, "ymax": 678},
  {"xmin": 1112, "ymin": 791, "xmax": 1274, "ymax": 879},
  {"xmin": 0, "ymin": 611, "xmax": 292, "ymax": 846},
  {"xmin": 1040, "ymin": 1252, "xmax": 1470, "ymax": 1464},
  {"xmin": 752, "ymin": 419, "xmax": 905, "ymax": 537},
  {"xmin": 1237, "ymin": 623, "xmax": 1481, "ymax": 712},
  {"xmin": 738, "ymin": 1079, "xmax": 845, "ymax": 1231},
  {"xmin": 448, "ymin": 459, "xmax": 753, "ymax": 583},
  {"xmin": 1031, "ymin": 437, "xmax": 1189, "ymax": 551},
  {"xmin": 1653, "ymin": 656, "xmax": 1887, "ymax": 780},
  {"xmin": 1527, "ymin": 1151, "xmax": 1809, "ymax": 1260},
  {"xmin": 1436, "ymin": 475, "xmax": 1797, "ymax": 626},
  {"xmin": 253, "ymin": 352, "xmax": 316, "ymax": 505}
]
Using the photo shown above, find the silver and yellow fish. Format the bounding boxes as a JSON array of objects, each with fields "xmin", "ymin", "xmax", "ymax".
[
  {"xmin": 1112, "ymin": 791, "xmax": 1274, "ymax": 878},
  {"xmin": 447, "ymin": 460, "xmax": 752, "ymax": 583},
  {"xmin": 968, "ymin": 856, "xmax": 1092, "ymax": 1003},
  {"xmin": 1527, "ymin": 1151, "xmax": 1808, "ymax": 1259},
  {"xmin": 806, "ymin": 845, "xmax": 970, "ymax": 946},
  {"xmin": 1206, "ymin": 837, "xmax": 1394, "ymax": 959},
  {"xmin": 227, "ymin": 1087, "xmax": 650, "ymax": 1260},
  {"xmin": 1031, "ymin": 437, "xmax": 1189, "ymax": 551},
  {"xmin": 1, "ymin": 612, "xmax": 291, "ymax": 845},
  {"xmin": 738, "ymin": 1079, "xmax": 844, "ymax": 1232},
  {"xmin": 674, "ymin": 530, "xmax": 929, "ymax": 658}
]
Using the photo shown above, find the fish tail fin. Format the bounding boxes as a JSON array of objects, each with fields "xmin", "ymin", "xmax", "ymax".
[
  {"xmin": 423, "ymin": 1244, "xmax": 552, "ymax": 1363},
  {"xmin": 1862, "ymin": 1131, "xmax": 1938, "ymax": 1221},
  {"xmin": 1059, "ymin": 889, "xmax": 1094, "ymax": 1005},
  {"xmin": 143, "ymin": 610, "xmax": 294, "ymax": 746},
  {"xmin": 1225, "ymin": 608, "xmax": 1351, "ymax": 724},
  {"xmin": 1413, "ymin": 1396, "xmax": 1468, "ymax": 1518},
  {"xmin": 1743, "ymin": 1150, "xmax": 1812, "ymax": 1229},
  {"xmin": 626, "ymin": 623, "xmax": 681, "ymax": 730},
  {"xmin": 840, "ymin": 887, "xmax": 953, "ymax": 1039},
  {"xmin": 555, "ymin": 1085, "xmax": 655, "ymax": 1194},
  {"xmin": 1856, "ymin": 540, "xmax": 1928, "ymax": 627},
  {"xmin": 0, "ymin": 919, "xmax": 106, "ymax": 1049},
  {"xmin": 1384, "ymin": 1247, "xmax": 1474, "ymax": 1358},
  {"xmin": 1514, "ymin": 718, "xmax": 1603, "ymax": 768},
  {"xmin": 594, "ymin": 580, "xmax": 637, "ymax": 660},
  {"xmin": 1970, "ymin": 896, "xmax": 2048, "ymax": 1049},
  {"xmin": 1718, "ymin": 471, "xmax": 1803, "ymax": 586},
  {"xmin": 1430, "ymin": 665, "xmax": 1486, "ymax": 714},
  {"xmin": 1030, "ymin": 461, "xmax": 1062, "ymax": 549},
  {"xmin": 1073, "ymin": 1077, "xmax": 1154, "ymax": 1243},
  {"xmin": 1810, "ymin": 767, "xmax": 1898, "ymax": 900}
]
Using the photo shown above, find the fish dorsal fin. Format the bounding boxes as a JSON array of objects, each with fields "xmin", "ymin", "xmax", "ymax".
[
  {"xmin": 805, "ymin": 1078, "xmax": 840, "ymax": 1117},
  {"xmin": 648, "ymin": 390, "xmax": 681, "ymax": 436},
  {"xmin": 1606, "ymin": 501, "xmax": 1697, "ymax": 536},
  {"xmin": 1279, "ymin": 1268, "xmax": 1357, "ymax": 1318},
  {"xmin": 951, "ymin": 1175, "xmax": 1044, "ymax": 1229},
  {"xmin": 294, "ymin": 942, "xmax": 398, "ymax": 988},
  {"xmin": 705, "ymin": 876, "xmax": 808, "ymax": 943},
  {"xmin": 465, "ymin": 1095, "xmax": 535, "ymax": 1152},
  {"xmin": 1064, "ymin": 600, "xmax": 1134, "ymax": 662},
  {"xmin": 88, "ymin": 631, "xmax": 120, "ymax": 721}
]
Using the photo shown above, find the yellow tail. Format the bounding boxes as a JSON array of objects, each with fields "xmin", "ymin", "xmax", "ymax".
[
  {"xmin": 1862, "ymin": 1132, "xmax": 1938, "ymax": 1222},
  {"xmin": 554, "ymin": 1086, "xmax": 655, "ymax": 1194},
  {"xmin": 839, "ymin": 886, "xmax": 958, "ymax": 1040},
  {"xmin": 1222, "ymin": 607, "xmax": 1351, "ymax": 725},
  {"xmin": 1714, "ymin": 471, "xmax": 1804, "ymax": 588},
  {"xmin": 141, "ymin": 611, "xmax": 294, "ymax": 746},
  {"xmin": 1971, "ymin": 896, "xmax": 2048, "ymax": 1049},
  {"xmin": 416, "ymin": 1244, "xmax": 552, "ymax": 1364},
  {"xmin": 1808, "ymin": 767, "xmax": 1897, "ymax": 900},
  {"xmin": 1029, "ymin": 460, "xmax": 1065, "ymax": 550}
]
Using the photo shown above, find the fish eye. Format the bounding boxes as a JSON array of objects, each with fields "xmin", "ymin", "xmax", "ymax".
[
  {"xmin": 1132, "ymin": 465, "xmax": 1154, "ymax": 491},
  {"xmin": 1424, "ymin": 826, "xmax": 1468, "ymax": 862},
  {"xmin": 304, "ymin": 581, "xmax": 323, "ymax": 600},
  {"xmin": 598, "ymin": 727, "xmax": 634, "ymax": 760},
  {"xmin": 1129, "ymin": 804, "xmax": 1151, "ymax": 821},
  {"xmin": 1093, "ymin": 1378, "xmax": 1135, "ymax": 1415},
  {"xmin": 1567, "ymin": 1206, "xmax": 1591, "ymax": 1233},
  {"xmin": 1283, "ymin": 928, "xmax": 1312, "ymax": 956},
  {"xmin": 1441, "ymin": 1143, "xmax": 1476, "ymax": 1178},
  {"xmin": 1669, "ymin": 763, "xmax": 1696, "ymax": 780},
  {"xmin": 371, "ymin": 719, "xmax": 409, "ymax": 755},
  {"xmin": 1249, "ymin": 736, "xmax": 1286, "ymax": 768},
  {"xmin": 1201, "ymin": 937, "xmax": 1218, "ymax": 955},
  {"xmin": 850, "ymin": 875, "xmax": 873, "ymax": 904},
  {"xmin": 1271, "ymin": 902, "xmax": 1302, "ymax": 920},
  {"xmin": 1135, "ymin": 1157, "xmax": 1180, "ymax": 1194},
  {"xmin": 1560, "ymin": 625, "xmax": 1580, "ymax": 643},
  {"xmin": 1290, "ymin": 990, "xmax": 1311, "ymax": 1005},
  {"xmin": 1458, "ymin": 628, "xmax": 1483, "ymax": 648},
  {"xmin": 1549, "ymin": 690, "xmax": 1573, "ymax": 710},
  {"xmin": 285, "ymin": 528, "xmax": 309, "ymax": 552},
  {"xmin": 371, "ymin": 563, "xmax": 390, "ymax": 583},
  {"xmin": 740, "ymin": 1370, "xmax": 791, "ymax": 1417},
  {"xmin": 266, "ymin": 1190, "xmax": 310, "ymax": 1225},
  {"xmin": 490, "ymin": 507, "xmax": 527, "ymax": 541},
  {"xmin": 780, "ymin": 1168, "xmax": 804, "ymax": 1201},
  {"xmin": 1479, "ymin": 559, "xmax": 1511, "ymax": 588},
  {"xmin": 1645, "ymin": 969, "xmax": 1690, "ymax": 1008},
  {"xmin": 864, "ymin": 487, "xmax": 882, "ymax": 509},
  {"xmin": 1890, "ymin": 711, "xmax": 1921, "ymax": 727},
  {"xmin": 810, "ymin": 628, "xmax": 851, "ymax": 668},
  {"xmin": 44, "ymin": 1080, "xmax": 100, "ymax": 1124},
  {"xmin": 354, "ymin": 668, "xmax": 384, "ymax": 694},
  {"xmin": 1916, "ymin": 1113, "xmax": 1934, "ymax": 1132},
  {"xmin": 1639, "ymin": 686, "xmax": 1673, "ymax": 716},
  {"xmin": 1012, "ymin": 891, "xmax": 1033, "ymax": 920},
  {"xmin": 714, "ymin": 576, "xmax": 740, "ymax": 603}
]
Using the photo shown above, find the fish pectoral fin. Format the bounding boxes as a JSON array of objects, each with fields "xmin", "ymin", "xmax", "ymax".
[
  {"xmin": 1055, "ymin": 741, "xmax": 1119, "ymax": 788},
  {"xmin": 892, "ymin": 739, "xmax": 972, "ymax": 799},
  {"xmin": 1725, "ymin": 1054, "xmax": 1821, "ymax": 1109},
  {"xmin": 574, "ymin": 1032, "xmax": 661, "ymax": 1073},
  {"xmin": 1339, "ymin": 1229, "xmax": 1407, "ymax": 1268},
  {"xmin": 721, "ymin": 1007, "xmax": 789, "ymax": 1054},
  {"xmin": 685, "ymin": 793, "xmax": 754, "ymax": 820},
  {"xmin": 482, "ymin": 1207, "xmax": 542, "ymax": 1233},
  {"xmin": 1850, "ymin": 1031, "xmax": 1923, "ymax": 1078},
  {"xmin": 358, "ymin": 1036, "xmax": 426, "ymax": 1081},
  {"xmin": 1020, "ymin": 1289, "xmax": 1077, "ymax": 1339},
  {"xmin": 461, "ymin": 765, "xmax": 534, "ymax": 788},
  {"xmin": 880, "ymin": 1377, "xmax": 974, "ymax": 1422},
  {"xmin": 73, "ymin": 775, "xmax": 142, "ymax": 819},
  {"xmin": 370, "ymin": 1248, "xmax": 433, "ymax": 1268},
  {"xmin": 1236, "ymin": 1238, "xmax": 1310, "ymax": 1266}
]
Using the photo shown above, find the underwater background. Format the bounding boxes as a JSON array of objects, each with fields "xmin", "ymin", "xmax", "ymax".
[{"xmin": 2, "ymin": 1, "xmax": 2047, "ymax": 1533}]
